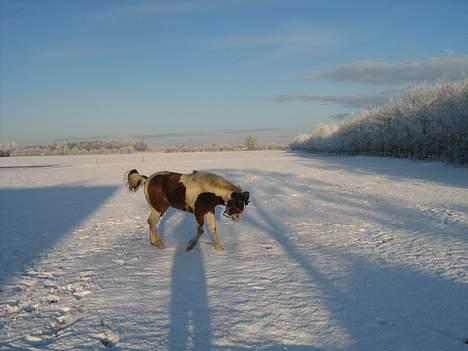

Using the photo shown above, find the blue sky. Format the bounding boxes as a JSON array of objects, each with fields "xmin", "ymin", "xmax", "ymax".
[{"xmin": 1, "ymin": 0, "xmax": 467, "ymax": 145}]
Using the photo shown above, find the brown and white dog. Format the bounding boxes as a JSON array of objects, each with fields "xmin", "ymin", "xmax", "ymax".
[{"xmin": 126, "ymin": 170, "xmax": 250, "ymax": 251}]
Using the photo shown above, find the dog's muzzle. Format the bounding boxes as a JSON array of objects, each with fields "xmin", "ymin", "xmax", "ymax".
[{"xmin": 223, "ymin": 209, "xmax": 241, "ymax": 222}]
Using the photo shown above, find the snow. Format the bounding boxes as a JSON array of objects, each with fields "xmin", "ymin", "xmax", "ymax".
[{"xmin": 1, "ymin": 150, "xmax": 467, "ymax": 350}]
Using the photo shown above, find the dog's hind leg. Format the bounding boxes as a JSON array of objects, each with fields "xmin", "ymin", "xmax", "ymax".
[
  {"xmin": 186, "ymin": 212, "xmax": 205, "ymax": 251},
  {"xmin": 148, "ymin": 208, "xmax": 164, "ymax": 249},
  {"xmin": 186, "ymin": 226, "xmax": 204, "ymax": 252},
  {"xmin": 206, "ymin": 211, "xmax": 224, "ymax": 251}
]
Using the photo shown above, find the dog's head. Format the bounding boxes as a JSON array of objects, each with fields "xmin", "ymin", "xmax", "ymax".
[{"xmin": 224, "ymin": 191, "xmax": 250, "ymax": 221}]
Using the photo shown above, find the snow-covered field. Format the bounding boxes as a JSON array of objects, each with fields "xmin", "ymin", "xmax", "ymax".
[{"xmin": 1, "ymin": 150, "xmax": 467, "ymax": 350}]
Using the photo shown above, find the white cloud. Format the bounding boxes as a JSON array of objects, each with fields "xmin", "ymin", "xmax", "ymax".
[
  {"xmin": 273, "ymin": 89, "xmax": 399, "ymax": 107},
  {"xmin": 305, "ymin": 55, "xmax": 468, "ymax": 85},
  {"xmin": 445, "ymin": 49, "xmax": 456, "ymax": 56}
]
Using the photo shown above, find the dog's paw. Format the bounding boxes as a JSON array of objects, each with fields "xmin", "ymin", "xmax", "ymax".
[
  {"xmin": 150, "ymin": 239, "xmax": 165, "ymax": 249},
  {"xmin": 186, "ymin": 240, "xmax": 197, "ymax": 251},
  {"xmin": 213, "ymin": 243, "xmax": 224, "ymax": 251}
]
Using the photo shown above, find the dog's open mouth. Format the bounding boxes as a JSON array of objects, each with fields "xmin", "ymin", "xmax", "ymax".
[
  {"xmin": 231, "ymin": 213, "xmax": 241, "ymax": 222},
  {"xmin": 223, "ymin": 210, "xmax": 241, "ymax": 222}
]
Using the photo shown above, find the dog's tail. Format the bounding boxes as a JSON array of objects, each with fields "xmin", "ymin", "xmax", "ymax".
[{"xmin": 125, "ymin": 169, "xmax": 148, "ymax": 192}]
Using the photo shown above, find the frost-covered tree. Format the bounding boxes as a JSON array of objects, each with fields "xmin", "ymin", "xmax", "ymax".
[
  {"xmin": 245, "ymin": 135, "xmax": 257, "ymax": 150},
  {"xmin": 290, "ymin": 79, "xmax": 468, "ymax": 164},
  {"xmin": 0, "ymin": 143, "xmax": 17, "ymax": 157},
  {"xmin": 7, "ymin": 139, "xmax": 150, "ymax": 156}
]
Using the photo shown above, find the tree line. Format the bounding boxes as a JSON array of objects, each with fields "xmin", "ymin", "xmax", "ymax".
[
  {"xmin": 1, "ymin": 136, "xmax": 286, "ymax": 157},
  {"xmin": 0, "ymin": 140, "xmax": 148, "ymax": 157},
  {"xmin": 290, "ymin": 79, "xmax": 468, "ymax": 164}
]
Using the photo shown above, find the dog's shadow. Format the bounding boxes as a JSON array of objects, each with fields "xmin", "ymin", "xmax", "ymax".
[{"xmin": 159, "ymin": 209, "xmax": 213, "ymax": 350}]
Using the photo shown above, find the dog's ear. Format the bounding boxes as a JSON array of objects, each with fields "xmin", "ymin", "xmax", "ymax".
[{"xmin": 242, "ymin": 191, "xmax": 250, "ymax": 205}]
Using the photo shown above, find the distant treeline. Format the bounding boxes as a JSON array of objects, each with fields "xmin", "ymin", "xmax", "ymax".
[
  {"xmin": 290, "ymin": 79, "xmax": 468, "ymax": 164},
  {"xmin": 152, "ymin": 143, "xmax": 287, "ymax": 153},
  {"xmin": 0, "ymin": 139, "xmax": 286, "ymax": 157},
  {"xmin": 0, "ymin": 140, "xmax": 148, "ymax": 157}
]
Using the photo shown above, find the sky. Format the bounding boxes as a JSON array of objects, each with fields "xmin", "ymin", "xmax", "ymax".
[{"xmin": 1, "ymin": 0, "xmax": 467, "ymax": 145}]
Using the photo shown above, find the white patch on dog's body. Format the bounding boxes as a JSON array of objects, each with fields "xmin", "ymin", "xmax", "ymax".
[{"xmin": 181, "ymin": 171, "xmax": 241, "ymax": 208}]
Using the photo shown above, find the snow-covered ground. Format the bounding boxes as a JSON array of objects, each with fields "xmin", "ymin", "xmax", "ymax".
[{"xmin": 1, "ymin": 150, "xmax": 467, "ymax": 350}]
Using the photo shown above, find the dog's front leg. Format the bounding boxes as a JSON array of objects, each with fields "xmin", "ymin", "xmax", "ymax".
[{"xmin": 206, "ymin": 210, "xmax": 223, "ymax": 251}]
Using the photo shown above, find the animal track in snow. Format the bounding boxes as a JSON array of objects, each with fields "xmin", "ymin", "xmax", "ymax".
[
  {"xmin": 47, "ymin": 294, "xmax": 59, "ymax": 303},
  {"xmin": 96, "ymin": 330, "xmax": 120, "ymax": 347},
  {"xmin": 24, "ymin": 335, "xmax": 43, "ymax": 345},
  {"xmin": 113, "ymin": 259, "xmax": 127, "ymax": 266},
  {"xmin": 417, "ymin": 206, "xmax": 468, "ymax": 226},
  {"xmin": 72, "ymin": 289, "xmax": 92, "ymax": 300}
]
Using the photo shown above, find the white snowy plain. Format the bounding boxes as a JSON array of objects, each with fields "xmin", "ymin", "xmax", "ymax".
[{"xmin": 0, "ymin": 150, "xmax": 467, "ymax": 351}]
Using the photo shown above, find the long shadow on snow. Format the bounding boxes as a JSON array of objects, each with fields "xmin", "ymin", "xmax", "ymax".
[
  {"xmin": 316, "ymin": 189, "xmax": 468, "ymax": 240},
  {"xmin": 0, "ymin": 185, "xmax": 118, "ymax": 286},
  {"xmin": 247, "ymin": 207, "xmax": 468, "ymax": 350},
  {"xmin": 134, "ymin": 167, "xmax": 466, "ymax": 349},
  {"xmin": 289, "ymin": 150, "xmax": 468, "ymax": 189},
  {"xmin": 209, "ymin": 168, "xmax": 467, "ymax": 348},
  {"xmin": 159, "ymin": 210, "xmax": 213, "ymax": 350},
  {"xmin": 244, "ymin": 187, "xmax": 468, "ymax": 350},
  {"xmin": 218, "ymin": 168, "xmax": 467, "ymax": 242}
]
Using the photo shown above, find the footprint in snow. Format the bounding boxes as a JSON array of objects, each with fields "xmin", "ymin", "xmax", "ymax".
[
  {"xmin": 24, "ymin": 335, "xmax": 43, "ymax": 345},
  {"xmin": 66, "ymin": 283, "xmax": 80, "ymax": 292},
  {"xmin": 55, "ymin": 313, "xmax": 75, "ymax": 326},
  {"xmin": 47, "ymin": 294, "xmax": 60, "ymax": 303},
  {"xmin": 49, "ymin": 313, "xmax": 83, "ymax": 337},
  {"xmin": 79, "ymin": 271, "xmax": 94, "ymax": 279},
  {"xmin": 96, "ymin": 331, "xmax": 120, "ymax": 348},
  {"xmin": 73, "ymin": 290, "xmax": 92, "ymax": 300},
  {"xmin": 113, "ymin": 259, "xmax": 127, "ymax": 266},
  {"xmin": 22, "ymin": 303, "xmax": 39, "ymax": 313},
  {"xmin": 5, "ymin": 304, "xmax": 21, "ymax": 318}
]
